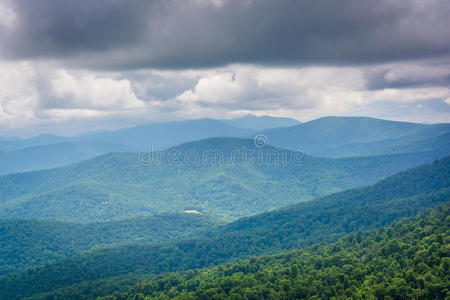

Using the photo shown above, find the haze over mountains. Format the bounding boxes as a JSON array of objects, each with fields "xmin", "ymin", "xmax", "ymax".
[
  {"xmin": 260, "ymin": 116, "xmax": 450, "ymax": 157},
  {"xmin": 0, "ymin": 142, "xmax": 133, "ymax": 175},
  {"xmin": 221, "ymin": 114, "xmax": 300, "ymax": 130},
  {"xmin": 0, "ymin": 114, "xmax": 293, "ymax": 152},
  {"xmin": 0, "ymin": 116, "xmax": 449, "ymax": 175}
]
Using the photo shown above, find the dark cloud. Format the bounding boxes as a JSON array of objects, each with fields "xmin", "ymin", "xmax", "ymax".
[{"xmin": 1, "ymin": 0, "xmax": 449, "ymax": 70}]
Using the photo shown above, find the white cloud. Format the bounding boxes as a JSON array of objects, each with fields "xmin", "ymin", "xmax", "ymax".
[
  {"xmin": 0, "ymin": 61, "xmax": 149, "ymax": 133},
  {"xmin": 47, "ymin": 70, "xmax": 145, "ymax": 110},
  {"xmin": 177, "ymin": 71, "xmax": 250, "ymax": 103},
  {"xmin": 175, "ymin": 65, "xmax": 367, "ymax": 111},
  {"xmin": 366, "ymin": 87, "xmax": 450, "ymax": 103},
  {"xmin": 0, "ymin": 61, "xmax": 38, "ymax": 129},
  {"xmin": 168, "ymin": 63, "xmax": 450, "ymax": 123},
  {"xmin": 1, "ymin": 60, "xmax": 449, "ymax": 136}
]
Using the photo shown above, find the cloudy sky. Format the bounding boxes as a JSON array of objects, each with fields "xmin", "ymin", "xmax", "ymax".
[{"xmin": 0, "ymin": 0, "xmax": 449, "ymax": 136}]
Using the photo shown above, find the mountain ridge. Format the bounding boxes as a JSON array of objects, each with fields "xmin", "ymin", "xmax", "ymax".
[{"xmin": 259, "ymin": 116, "xmax": 450, "ymax": 156}]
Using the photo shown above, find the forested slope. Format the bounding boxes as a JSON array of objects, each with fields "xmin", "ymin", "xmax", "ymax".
[
  {"xmin": 0, "ymin": 213, "xmax": 220, "ymax": 274},
  {"xmin": 102, "ymin": 204, "xmax": 450, "ymax": 299},
  {"xmin": 1, "ymin": 157, "xmax": 448, "ymax": 299}
]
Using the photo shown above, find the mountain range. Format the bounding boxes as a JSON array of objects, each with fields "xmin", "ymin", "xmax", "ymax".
[
  {"xmin": 221, "ymin": 114, "xmax": 300, "ymax": 130},
  {"xmin": 1, "ymin": 137, "xmax": 447, "ymax": 223},
  {"xmin": 260, "ymin": 116, "xmax": 450, "ymax": 157},
  {"xmin": 0, "ymin": 116, "xmax": 449, "ymax": 175}
]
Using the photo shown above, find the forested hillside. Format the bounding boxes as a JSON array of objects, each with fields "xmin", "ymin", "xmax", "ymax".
[
  {"xmin": 0, "ymin": 138, "xmax": 446, "ymax": 222},
  {"xmin": 1, "ymin": 157, "xmax": 448, "ymax": 299},
  {"xmin": 100, "ymin": 203, "xmax": 449, "ymax": 299},
  {"xmin": 0, "ymin": 213, "xmax": 220, "ymax": 274}
]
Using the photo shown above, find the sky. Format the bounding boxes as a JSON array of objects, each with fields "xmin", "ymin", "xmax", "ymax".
[{"xmin": 0, "ymin": 0, "xmax": 449, "ymax": 137}]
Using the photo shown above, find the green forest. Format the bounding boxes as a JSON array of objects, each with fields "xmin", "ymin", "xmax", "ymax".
[
  {"xmin": 0, "ymin": 213, "xmax": 220, "ymax": 274},
  {"xmin": 100, "ymin": 203, "xmax": 450, "ymax": 299},
  {"xmin": 1, "ymin": 156, "xmax": 448, "ymax": 299}
]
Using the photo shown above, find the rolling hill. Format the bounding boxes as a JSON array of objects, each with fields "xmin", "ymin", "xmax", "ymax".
[
  {"xmin": 260, "ymin": 116, "xmax": 450, "ymax": 157},
  {"xmin": 0, "ymin": 137, "xmax": 446, "ymax": 222},
  {"xmin": 100, "ymin": 204, "xmax": 449, "ymax": 300},
  {"xmin": 1, "ymin": 156, "xmax": 448, "ymax": 299}
]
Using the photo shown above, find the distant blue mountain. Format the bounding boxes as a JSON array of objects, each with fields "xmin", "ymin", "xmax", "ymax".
[
  {"xmin": 1, "ymin": 119, "xmax": 254, "ymax": 152},
  {"xmin": 222, "ymin": 114, "xmax": 300, "ymax": 130},
  {"xmin": 260, "ymin": 116, "xmax": 450, "ymax": 157},
  {"xmin": 1, "ymin": 116, "xmax": 448, "ymax": 175},
  {"xmin": 0, "ymin": 142, "xmax": 133, "ymax": 175},
  {"xmin": 0, "ymin": 119, "xmax": 255, "ymax": 175},
  {"xmin": 79, "ymin": 118, "xmax": 256, "ymax": 150},
  {"xmin": 0, "ymin": 134, "xmax": 68, "ymax": 152}
]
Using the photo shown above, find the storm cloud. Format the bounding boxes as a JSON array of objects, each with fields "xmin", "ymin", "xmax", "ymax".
[{"xmin": 1, "ymin": 0, "xmax": 450, "ymax": 69}]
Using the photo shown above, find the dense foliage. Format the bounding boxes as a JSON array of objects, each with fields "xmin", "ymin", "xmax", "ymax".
[
  {"xmin": 0, "ymin": 138, "xmax": 445, "ymax": 222},
  {"xmin": 1, "ymin": 157, "xmax": 448, "ymax": 299},
  {"xmin": 0, "ymin": 213, "xmax": 220, "ymax": 274},
  {"xmin": 101, "ymin": 203, "xmax": 450, "ymax": 300}
]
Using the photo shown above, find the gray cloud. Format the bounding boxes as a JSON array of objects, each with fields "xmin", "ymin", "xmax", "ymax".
[{"xmin": 1, "ymin": 0, "xmax": 450, "ymax": 70}]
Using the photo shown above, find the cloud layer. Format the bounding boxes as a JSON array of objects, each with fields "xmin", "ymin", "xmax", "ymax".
[
  {"xmin": 0, "ymin": 0, "xmax": 449, "ymax": 135},
  {"xmin": 1, "ymin": 0, "xmax": 450, "ymax": 69}
]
